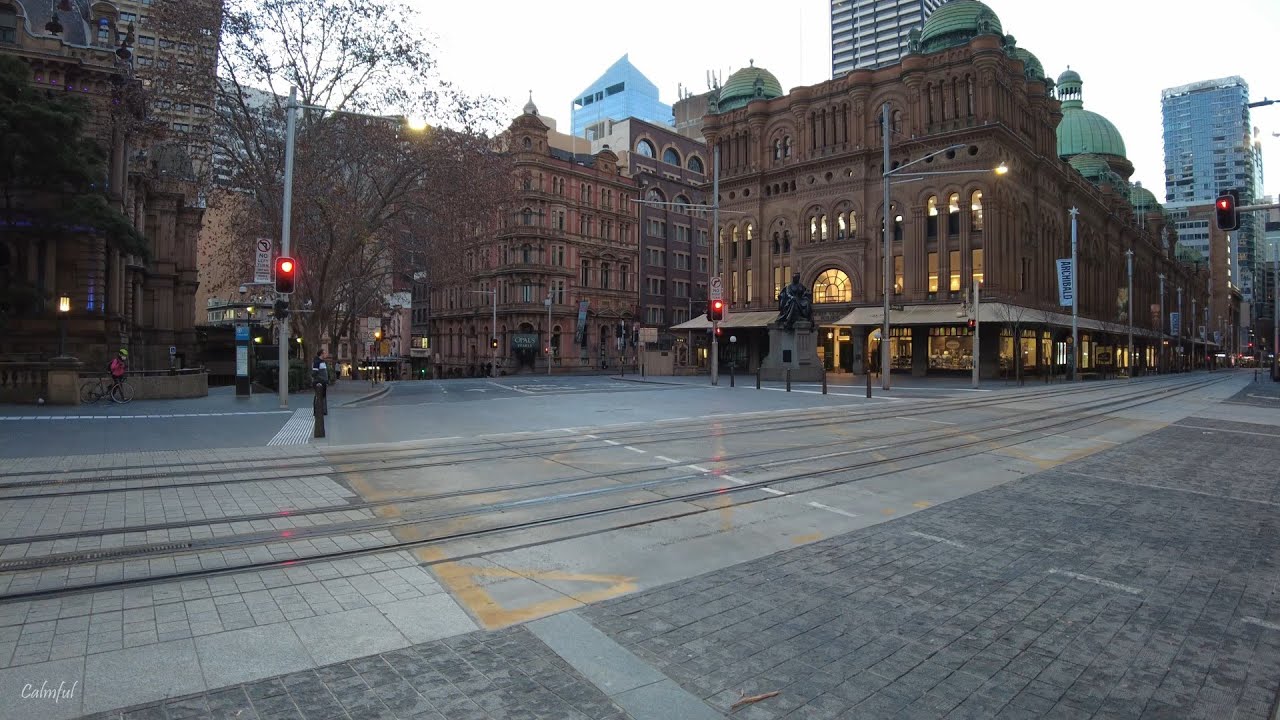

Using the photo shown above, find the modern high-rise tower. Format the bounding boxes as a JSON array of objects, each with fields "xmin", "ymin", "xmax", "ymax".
[
  {"xmin": 570, "ymin": 54, "xmax": 672, "ymax": 140},
  {"xmin": 831, "ymin": 0, "xmax": 943, "ymax": 76},
  {"xmin": 1162, "ymin": 76, "xmax": 1263, "ymax": 301}
]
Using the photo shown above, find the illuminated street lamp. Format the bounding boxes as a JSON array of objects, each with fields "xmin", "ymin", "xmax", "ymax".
[{"xmin": 56, "ymin": 295, "xmax": 71, "ymax": 358}]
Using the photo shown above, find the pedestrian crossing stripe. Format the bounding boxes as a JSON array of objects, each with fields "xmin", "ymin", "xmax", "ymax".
[
  {"xmin": 0, "ymin": 411, "xmax": 293, "ymax": 421},
  {"xmin": 267, "ymin": 409, "xmax": 314, "ymax": 446}
]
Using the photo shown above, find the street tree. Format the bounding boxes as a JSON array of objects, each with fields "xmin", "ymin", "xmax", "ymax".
[{"xmin": 153, "ymin": 0, "xmax": 512, "ymax": 359}]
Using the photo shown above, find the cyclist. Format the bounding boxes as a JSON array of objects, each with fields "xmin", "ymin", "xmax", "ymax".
[{"xmin": 109, "ymin": 348, "xmax": 129, "ymax": 388}]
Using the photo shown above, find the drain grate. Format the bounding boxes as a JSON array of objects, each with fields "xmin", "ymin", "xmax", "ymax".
[{"xmin": 0, "ymin": 541, "xmax": 196, "ymax": 573}]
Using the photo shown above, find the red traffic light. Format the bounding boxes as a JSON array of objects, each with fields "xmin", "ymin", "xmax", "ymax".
[
  {"xmin": 1215, "ymin": 193, "xmax": 1239, "ymax": 231},
  {"xmin": 274, "ymin": 256, "xmax": 296, "ymax": 294},
  {"xmin": 279, "ymin": 259, "xmax": 294, "ymax": 273},
  {"xmin": 707, "ymin": 298, "xmax": 725, "ymax": 322},
  {"xmin": 967, "ymin": 318, "xmax": 976, "ymax": 330}
]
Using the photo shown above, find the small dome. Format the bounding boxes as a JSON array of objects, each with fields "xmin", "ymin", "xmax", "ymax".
[
  {"xmin": 1013, "ymin": 48, "xmax": 1044, "ymax": 81},
  {"xmin": 522, "ymin": 91, "xmax": 539, "ymax": 116},
  {"xmin": 1129, "ymin": 183, "xmax": 1161, "ymax": 214},
  {"xmin": 1056, "ymin": 70, "xmax": 1127, "ymax": 160},
  {"xmin": 716, "ymin": 60, "xmax": 783, "ymax": 112},
  {"xmin": 919, "ymin": 0, "xmax": 1003, "ymax": 54},
  {"xmin": 1068, "ymin": 153, "xmax": 1110, "ymax": 179}
]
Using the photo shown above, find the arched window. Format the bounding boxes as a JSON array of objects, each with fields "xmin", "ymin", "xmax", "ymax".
[
  {"xmin": 819, "ymin": 215, "xmax": 829, "ymax": 242},
  {"xmin": 522, "ymin": 137, "xmax": 531, "ymax": 150},
  {"xmin": 635, "ymin": 139, "xmax": 655, "ymax": 157},
  {"xmin": 948, "ymin": 192, "xmax": 961, "ymax": 235},
  {"xmin": 772, "ymin": 232, "xmax": 780, "ymax": 254},
  {"xmin": 521, "ymin": 244, "xmax": 532, "ymax": 263},
  {"xmin": 812, "ymin": 269, "xmax": 853, "ymax": 304},
  {"xmin": 927, "ymin": 195, "xmax": 939, "ymax": 238},
  {"xmin": 782, "ymin": 230, "xmax": 791, "ymax": 253},
  {"xmin": 601, "ymin": 262, "xmax": 611, "ymax": 289},
  {"xmin": 894, "ymin": 207, "xmax": 904, "ymax": 243},
  {"xmin": 580, "ymin": 260, "xmax": 590, "ymax": 286},
  {"xmin": 848, "ymin": 211, "xmax": 857, "ymax": 234},
  {"xmin": 783, "ymin": 137, "xmax": 792, "ymax": 158},
  {"xmin": 773, "ymin": 140, "xmax": 782, "ymax": 160},
  {"xmin": 521, "ymin": 208, "xmax": 533, "ymax": 225},
  {"xmin": 745, "ymin": 223, "xmax": 754, "ymax": 258},
  {"xmin": 809, "ymin": 216, "xmax": 818, "ymax": 243},
  {"xmin": 674, "ymin": 194, "xmax": 690, "ymax": 213},
  {"xmin": 731, "ymin": 226, "xmax": 739, "ymax": 260},
  {"xmin": 646, "ymin": 187, "xmax": 665, "ymax": 202},
  {"xmin": 551, "ymin": 325, "xmax": 561, "ymax": 356},
  {"xmin": 971, "ymin": 190, "xmax": 984, "ymax": 231},
  {"xmin": 837, "ymin": 214, "xmax": 847, "ymax": 240},
  {"xmin": 891, "ymin": 109, "xmax": 903, "ymax": 134},
  {"xmin": 662, "ymin": 147, "xmax": 681, "ymax": 166},
  {"xmin": 687, "ymin": 156, "xmax": 704, "ymax": 173}
]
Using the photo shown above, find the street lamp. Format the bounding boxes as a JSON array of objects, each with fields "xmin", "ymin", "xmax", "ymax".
[
  {"xmin": 878, "ymin": 102, "xmax": 1007, "ymax": 390},
  {"xmin": 56, "ymin": 295, "xmax": 70, "ymax": 358},
  {"xmin": 469, "ymin": 289, "xmax": 497, "ymax": 378},
  {"xmin": 545, "ymin": 294, "xmax": 553, "ymax": 376}
]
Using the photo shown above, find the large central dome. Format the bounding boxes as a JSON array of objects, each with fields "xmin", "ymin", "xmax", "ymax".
[
  {"xmin": 716, "ymin": 61, "xmax": 783, "ymax": 112},
  {"xmin": 918, "ymin": 0, "xmax": 1004, "ymax": 54}
]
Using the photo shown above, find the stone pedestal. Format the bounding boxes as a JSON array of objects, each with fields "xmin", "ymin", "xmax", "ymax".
[
  {"xmin": 759, "ymin": 321, "xmax": 825, "ymax": 382},
  {"xmin": 46, "ymin": 357, "xmax": 83, "ymax": 405}
]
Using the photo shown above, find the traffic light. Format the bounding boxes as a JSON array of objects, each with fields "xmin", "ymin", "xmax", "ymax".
[
  {"xmin": 273, "ymin": 298, "xmax": 289, "ymax": 320},
  {"xmin": 967, "ymin": 318, "xmax": 976, "ymax": 330},
  {"xmin": 707, "ymin": 299, "xmax": 725, "ymax": 322},
  {"xmin": 490, "ymin": 337, "xmax": 498, "ymax": 349},
  {"xmin": 1215, "ymin": 192, "xmax": 1239, "ymax": 231},
  {"xmin": 275, "ymin": 256, "xmax": 296, "ymax": 294}
]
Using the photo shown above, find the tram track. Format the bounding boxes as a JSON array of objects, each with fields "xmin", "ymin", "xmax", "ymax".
[
  {"xmin": 0, "ymin": 374, "xmax": 1226, "ymax": 603},
  {"xmin": 0, "ymin": 374, "xmax": 1199, "ymax": 499},
  {"xmin": 0, "ymin": 373, "xmax": 1212, "ymax": 547}
]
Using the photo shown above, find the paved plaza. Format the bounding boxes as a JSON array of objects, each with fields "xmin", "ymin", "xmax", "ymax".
[{"xmin": 0, "ymin": 371, "xmax": 1274, "ymax": 719}]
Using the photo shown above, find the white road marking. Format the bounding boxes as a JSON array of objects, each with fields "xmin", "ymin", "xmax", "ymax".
[
  {"xmin": 624, "ymin": 446, "xmax": 645, "ymax": 453},
  {"xmin": 267, "ymin": 409, "xmax": 314, "ymax": 446},
  {"xmin": 465, "ymin": 389, "xmax": 487, "ymax": 393},
  {"xmin": 1242, "ymin": 617, "xmax": 1280, "ymax": 631},
  {"xmin": 761, "ymin": 488, "xmax": 787, "ymax": 496},
  {"xmin": 1048, "ymin": 569, "xmax": 1142, "ymax": 595},
  {"xmin": 808, "ymin": 501, "xmax": 858, "ymax": 518},
  {"xmin": 908, "ymin": 531, "xmax": 965, "ymax": 547},
  {"xmin": 1173, "ymin": 423, "xmax": 1280, "ymax": 438},
  {"xmin": 1, "ymin": 410, "xmax": 292, "ymax": 421},
  {"xmin": 584, "ymin": 434, "xmax": 600, "ymax": 440},
  {"xmin": 603, "ymin": 440, "xmax": 621, "ymax": 446},
  {"xmin": 655, "ymin": 456, "xmax": 679, "ymax": 464},
  {"xmin": 720, "ymin": 475, "xmax": 747, "ymax": 486},
  {"xmin": 686, "ymin": 464, "xmax": 711, "ymax": 473}
]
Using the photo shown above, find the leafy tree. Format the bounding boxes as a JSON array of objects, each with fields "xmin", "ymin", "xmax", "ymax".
[{"xmin": 154, "ymin": 0, "xmax": 512, "ymax": 358}]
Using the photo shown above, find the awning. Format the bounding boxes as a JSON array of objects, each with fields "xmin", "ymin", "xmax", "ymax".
[
  {"xmin": 835, "ymin": 303, "xmax": 969, "ymax": 327},
  {"xmin": 671, "ymin": 310, "xmax": 779, "ymax": 331},
  {"xmin": 834, "ymin": 302, "xmax": 1152, "ymax": 335}
]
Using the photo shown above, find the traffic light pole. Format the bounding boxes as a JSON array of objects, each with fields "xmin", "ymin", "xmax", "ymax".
[
  {"xmin": 710, "ymin": 146, "xmax": 720, "ymax": 387},
  {"xmin": 971, "ymin": 277, "xmax": 980, "ymax": 389},
  {"xmin": 278, "ymin": 87, "xmax": 299, "ymax": 409}
]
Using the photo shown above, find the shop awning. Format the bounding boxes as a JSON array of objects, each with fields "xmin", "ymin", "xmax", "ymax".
[
  {"xmin": 671, "ymin": 310, "xmax": 779, "ymax": 331},
  {"xmin": 833, "ymin": 302, "xmax": 1147, "ymax": 336},
  {"xmin": 834, "ymin": 304, "xmax": 968, "ymax": 327}
]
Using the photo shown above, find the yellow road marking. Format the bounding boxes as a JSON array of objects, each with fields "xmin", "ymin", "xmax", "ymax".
[
  {"xmin": 880, "ymin": 507, "xmax": 896, "ymax": 516},
  {"xmin": 792, "ymin": 532, "xmax": 823, "ymax": 545},
  {"xmin": 912, "ymin": 501, "xmax": 932, "ymax": 509}
]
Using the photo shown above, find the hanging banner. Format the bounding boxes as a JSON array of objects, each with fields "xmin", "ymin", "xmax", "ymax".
[
  {"xmin": 1056, "ymin": 259, "xmax": 1075, "ymax": 307},
  {"xmin": 574, "ymin": 300, "xmax": 590, "ymax": 345},
  {"xmin": 1169, "ymin": 312, "xmax": 1181, "ymax": 337}
]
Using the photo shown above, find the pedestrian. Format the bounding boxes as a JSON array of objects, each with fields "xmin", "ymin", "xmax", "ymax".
[
  {"xmin": 312, "ymin": 350, "xmax": 329, "ymax": 387},
  {"xmin": 109, "ymin": 348, "xmax": 129, "ymax": 389}
]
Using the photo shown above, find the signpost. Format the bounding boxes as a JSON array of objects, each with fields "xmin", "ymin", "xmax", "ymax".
[
  {"xmin": 253, "ymin": 238, "xmax": 273, "ymax": 285},
  {"xmin": 234, "ymin": 324, "xmax": 251, "ymax": 397},
  {"xmin": 709, "ymin": 276, "xmax": 723, "ymax": 301}
]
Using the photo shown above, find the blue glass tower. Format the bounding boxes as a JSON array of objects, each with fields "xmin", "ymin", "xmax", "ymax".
[
  {"xmin": 1162, "ymin": 77, "xmax": 1262, "ymax": 300},
  {"xmin": 571, "ymin": 54, "xmax": 672, "ymax": 140}
]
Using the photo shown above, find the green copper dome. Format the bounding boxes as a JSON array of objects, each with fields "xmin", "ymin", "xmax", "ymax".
[
  {"xmin": 919, "ymin": 0, "xmax": 1004, "ymax": 54},
  {"xmin": 1129, "ymin": 183, "xmax": 1161, "ymax": 214},
  {"xmin": 717, "ymin": 62, "xmax": 783, "ymax": 112},
  {"xmin": 1068, "ymin": 153, "xmax": 1110, "ymax": 179},
  {"xmin": 1013, "ymin": 48, "xmax": 1044, "ymax": 81},
  {"xmin": 1056, "ymin": 70, "xmax": 1127, "ymax": 159}
]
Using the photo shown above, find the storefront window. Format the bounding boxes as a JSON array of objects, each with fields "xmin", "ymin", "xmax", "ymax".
[
  {"xmin": 927, "ymin": 326, "xmax": 973, "ymax": 370},
  {"xmin": 890, "ymin": 327, "xmax": 912, "ymax": 370}
]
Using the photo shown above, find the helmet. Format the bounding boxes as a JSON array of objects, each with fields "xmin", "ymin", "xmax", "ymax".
[{"xmin": 118, "ymin": 348, "xmax": 129, "ymax": 357}]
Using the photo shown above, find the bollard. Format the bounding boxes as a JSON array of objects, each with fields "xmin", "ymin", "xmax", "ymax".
[
  {"xmin": 730, "ymin": 364, "xmax": 735, "ymax": 387},
  {"xmin": 786, "ymin": 369, "xmax": 791, "ymax": 392},
  {"xmin": 822, "ymin": 372, "xmax": 828, "ymax": 394},
  {"xmin": 866, "ymin": 371, "xmax": 872, "ymax": 398},
  {"xmin": 756, "ymin": 369, "xmax": 761, "ymax": 390},
  {"xmin": 313, "ymin": 383, "xmax": 326, "ymax": 439}
]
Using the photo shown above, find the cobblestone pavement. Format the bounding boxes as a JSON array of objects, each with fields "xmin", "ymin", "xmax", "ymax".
[
  {"xmin": 577, "ymin": 416, "xmax": 1280, "ymax": 719},
  {"xmin": 81, "ymin": 626, "xmax": 628, "ymax": 720}
]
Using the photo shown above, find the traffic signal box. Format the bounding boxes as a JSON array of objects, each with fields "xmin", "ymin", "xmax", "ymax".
[
  {"xmin": 1215, "ymin": 192, "xmax": 1239, "ymax": 231},
  {"xmin": 707, "ymin": 299, "xmax": 725, "ymax": 322},
  {"xmin": 275, "ymin": 256, "xmax": 296, "ymax": 294}
]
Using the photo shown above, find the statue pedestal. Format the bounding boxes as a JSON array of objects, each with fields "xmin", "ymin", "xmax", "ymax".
[{"xmin": 759, "ymin": 321, "xmax": 824, "ymax": 382}]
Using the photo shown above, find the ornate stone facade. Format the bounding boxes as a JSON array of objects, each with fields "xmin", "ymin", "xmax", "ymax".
[
  {"xmin": 0, "ymin": 0, "xmax": 203, "ymax": 371},
  {"xmin": 695, "ymin": 20, "xmax": 1211, "ymax": 376}
]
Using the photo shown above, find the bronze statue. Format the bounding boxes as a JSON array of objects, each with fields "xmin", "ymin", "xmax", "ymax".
[{"xmin": 776, "ymin": 273, "xmax": 813, "ymax": 330}]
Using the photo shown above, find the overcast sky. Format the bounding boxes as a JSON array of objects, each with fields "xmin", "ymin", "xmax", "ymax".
[{"xmin": 408, "ymin": 0, "xmax": 1280, "ymax": 200}]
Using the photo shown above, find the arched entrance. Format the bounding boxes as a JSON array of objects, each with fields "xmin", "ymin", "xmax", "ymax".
[{"xmin": 513, "ymin": 322, "xmax": 538, "ymax": 370}]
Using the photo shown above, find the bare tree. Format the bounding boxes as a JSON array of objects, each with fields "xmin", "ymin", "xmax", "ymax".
[
  {"xmin": 989, "ymin": 299, "xmax": 1033, "ymax": 385},
  {"xmin": 153, "ymin": 0, "xmax": 512, "ymax": 358}
]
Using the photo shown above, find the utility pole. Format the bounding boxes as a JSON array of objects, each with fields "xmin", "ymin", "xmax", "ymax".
[
  {"xmin": 278, "ymin": 87, "xmax": 298, "ymax": 408},
  {"xmin": 881, "ymin": 103, "xmax": 892, "ymax": 390},
  {"xmin": 1158, "ymin": 272, "xmax": 1166, "ymax": 373},
  {"xmin": 711, "ymin": 146, "xmax": 721, "ymax": 386},
  {"xmin": 1177, "ymin": 286, "xmax": 1183, "ymax": 372},
  {"xmin": 971, "ymin": 277, "xmax": 980, "ymax": 388}
]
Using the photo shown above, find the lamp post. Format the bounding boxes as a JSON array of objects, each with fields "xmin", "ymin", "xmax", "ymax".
[
  {"xmin": 470, "ymin": 289, "xmax": 497, "ymax": 378},
  {"xmin": 878, "ymin": 102, "xmax": 1007, "ymax": 390},
  {"xmin": 56, "ymin": 295, "xmax": 71, "ymax": 358},
  {"xmin": 1177, "ymin": 286, "xmax": 1184, "ymax": 372},
  {"xmin": 971, "ymin": 278, "xmax": 981, "ymax": 388},
  {"xmin": 545, "ymin": 294, "xmax": 553, "ymax": 376},
  {"xmin": 1157, "ymin": 272, "xmax": 1166, "ymax": 374},
  {"xmin": 1068, "ymin": 207, "xmax": 1079, "ymax": 381},
  {"xmin": 1125, "ymin": 249, "xmax": 1133, "ymax": 377}
]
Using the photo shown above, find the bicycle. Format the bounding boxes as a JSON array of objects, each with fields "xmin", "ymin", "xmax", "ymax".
[{"xmin": 80, "ymin": 375, "xmax": 135, "ymax": 404}]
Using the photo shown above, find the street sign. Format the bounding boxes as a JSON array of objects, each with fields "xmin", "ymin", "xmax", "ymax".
[
  {"xmin": 253, "ymin": 238, "xmax": 273, "ymax": 284},
  {"xmin": 709, "ymin": 276, "xmax": 723, "ymax": 301},
  {"xmin": 639, "ymin": 327, "xmax": 658, "ymax": 343},
  {"xmin": 1056, "ymin": 258, "xmax": 1074, "ymax": 307},
  {"xmin": 169, "ymin": 345, "xmax": 177, "ymax": 356}
]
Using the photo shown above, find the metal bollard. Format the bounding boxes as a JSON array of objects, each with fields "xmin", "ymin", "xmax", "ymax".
[
  {"xmin": 866, "ymin": 371, "xmax": 872, "ymax": 398},
  {"xmin": 822, "ymin": 372, "xmax": 828, "ymax": 394},
  {"xmin": 756, "ymin": 369, "xmax": 761, "ymax": 390},
  {"xmin": 730, "ymin": 364, "xmax": 735, "ymax": 387},
  {"xmin": 313, "ymin": 383, "xmax": 326, "ymax": 439},
  {"xmin": 786, "ymin": 369, "xmax": 791, "ymax": 392}
]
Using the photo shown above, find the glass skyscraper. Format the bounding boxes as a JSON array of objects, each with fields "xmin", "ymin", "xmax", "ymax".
[
  {"xmin": 831, "ymin": 0, "xmax": 943, "ymax": 76},
  {"xmin": 570, "ymin": 54, "xmax": 672, "ymax": 140},
  {"xmin": 1162, "ymin": 76, "xmax": 1263, "ymax": 300}
]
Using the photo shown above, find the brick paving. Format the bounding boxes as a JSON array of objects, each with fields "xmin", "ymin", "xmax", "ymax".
[
  {"xmin": 82, "ymin": 626, "xmax": 628, "ymax": 720},
  {"xmin": 578, "ymin": 417, "xmax": 1280, "ymax": 719}
]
